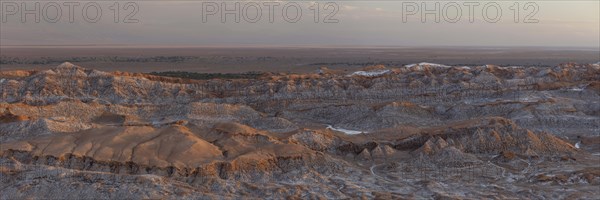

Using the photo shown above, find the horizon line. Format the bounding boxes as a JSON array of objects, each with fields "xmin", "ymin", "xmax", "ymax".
[{"xmin": 2, "ymin": 44, "xmax": 599, "ymax": 50}]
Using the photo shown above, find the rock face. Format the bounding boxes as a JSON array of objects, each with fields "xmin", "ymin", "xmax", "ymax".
[{"xmin": 0, "ymin": 62, "xmax": 599, "ymax": 199}]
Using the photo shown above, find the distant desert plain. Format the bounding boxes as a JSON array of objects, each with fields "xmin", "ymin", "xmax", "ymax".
[{"xmin": 1, "ymin": 46, "xmax": 599, "ymax": 73}]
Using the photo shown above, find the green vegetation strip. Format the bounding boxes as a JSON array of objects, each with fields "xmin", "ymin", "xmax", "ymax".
[{"xmin": 148, "ymin": 71, "xmax": 263, "ymax": 80}]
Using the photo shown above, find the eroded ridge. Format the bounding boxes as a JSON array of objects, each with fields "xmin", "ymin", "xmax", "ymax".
[{"xmin": 1, "ymin": 62, "xmax": 599, "ymax": 199}]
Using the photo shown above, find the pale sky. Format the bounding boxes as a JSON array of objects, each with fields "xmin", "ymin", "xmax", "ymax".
[{"xmin": 1, "ymin": 1, "xmax": 598, "ymax": 48}]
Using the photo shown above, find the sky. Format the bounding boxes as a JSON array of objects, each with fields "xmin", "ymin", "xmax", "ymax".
[{"xmin": 0, "ymin": 1, "xmax": 599, "ymax": 48}]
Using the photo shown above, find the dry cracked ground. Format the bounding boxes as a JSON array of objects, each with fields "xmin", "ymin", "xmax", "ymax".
[{"xmin": 0, "ymin": 62, "xmax": 599, "ymax": 199}]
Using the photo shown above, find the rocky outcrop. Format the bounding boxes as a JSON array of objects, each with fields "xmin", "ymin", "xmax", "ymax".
[{"xmin": 1, "ymin": 62, "xmax": 599, "ymax": 199}]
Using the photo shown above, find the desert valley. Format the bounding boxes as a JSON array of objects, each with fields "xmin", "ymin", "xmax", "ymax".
[{"xmin": 1, "ymin": 60, "xmax": 599, "ymax": 199}]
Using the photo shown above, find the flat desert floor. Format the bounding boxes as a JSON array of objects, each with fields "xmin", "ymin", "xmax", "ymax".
[{"xmin": 1, "ymin": 46, "xmax": 598, "ymax": 73}]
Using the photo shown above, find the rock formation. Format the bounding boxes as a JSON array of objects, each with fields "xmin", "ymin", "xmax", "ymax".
[{"xmin": 0, "ymin": 62, "xmax": 599, "ymax": 199}]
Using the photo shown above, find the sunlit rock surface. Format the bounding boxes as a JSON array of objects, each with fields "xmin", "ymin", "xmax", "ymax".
[{"xmin": 1, "ymin": 62, "xmax": 599, "ymax": 199}]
